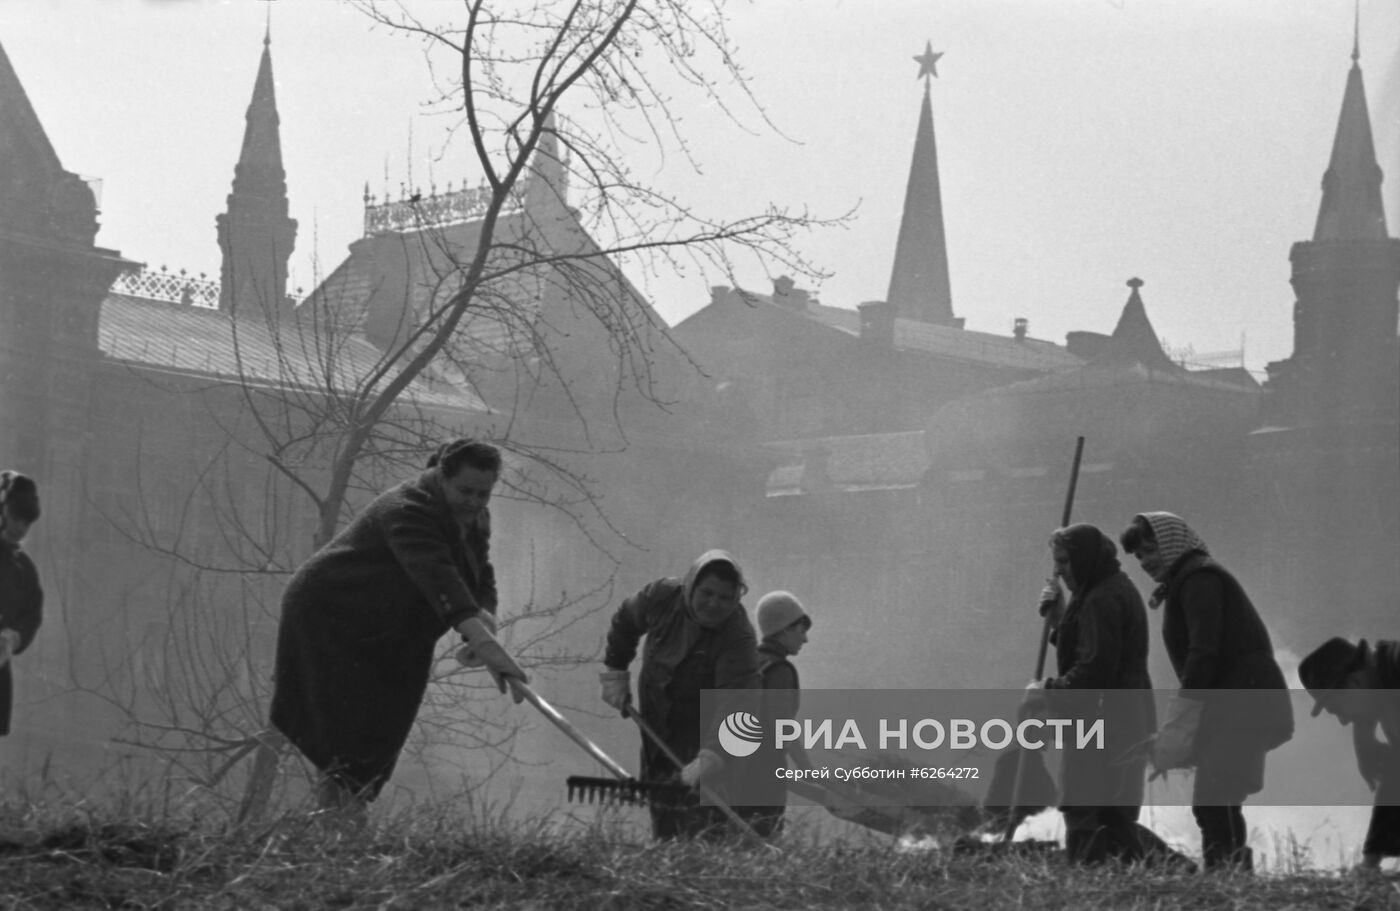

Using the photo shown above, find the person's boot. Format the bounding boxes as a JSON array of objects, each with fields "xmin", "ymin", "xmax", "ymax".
[{"xmin": 1065, "ymin": 828, "xmax": 1103, "ymax": 864}]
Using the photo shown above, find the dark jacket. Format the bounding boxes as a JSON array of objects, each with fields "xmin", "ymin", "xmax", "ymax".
[
  {"xmin": 270, "ymin": 470, "xmax": 496, "ymax": 796},
  {"xmin": 0, "ymin": 541, "xmax": 42, "ymax": 737},
  {"xmin": 1159, "ymin": 552, "xmax": 1293, "ymax": 770},
  {"xmin": 1044, "ymin": 524, "xmax": 1155, "ymax": 810},
  {"xmin": 603, "ymin": 553, "xmax": 759, "ymax": 780},
  {"xmin": 1367, "ymin": 640, "xmax": 1400, "ymax": 771},
  {"xmin": 735, "ymin": 643, "xmax": 803, "ymax": 834}
]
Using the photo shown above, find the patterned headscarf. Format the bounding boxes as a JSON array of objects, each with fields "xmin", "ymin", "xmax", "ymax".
[{"xmin": 1135, "ymin": 511, "xmax": 1208, "ymax": 607}]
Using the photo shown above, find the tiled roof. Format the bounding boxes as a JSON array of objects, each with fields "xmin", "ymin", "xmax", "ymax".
[
  {"xmin": 303, "ymin": 216, "xmax": 525, "ymax": 355},
  {"xmin": 980, "ymin": 360, "xmax": 1262, "ymax": 397},
  {"xmin": 304, "ymin": 207, "xmax": 669, "ymax": 363},
  {"xmin": 98, "ymin": 292, "xmax": 486, "ymax": 411},
  {"xmin": 735, "ymin": 291, "xmax": 1083, "ymax": 372}
]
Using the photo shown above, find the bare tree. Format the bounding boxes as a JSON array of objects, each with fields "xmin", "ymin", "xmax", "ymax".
[{"xmin": 78, "ymin": 0, "xmax": 833, "ymax": 822}]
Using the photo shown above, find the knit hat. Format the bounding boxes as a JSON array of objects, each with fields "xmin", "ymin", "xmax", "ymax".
[
  {"xmin": 1299, "ymin": 637, "xmax": 1369, "ymax": 717},
  {"xmin": 757, "ymin": 591, "xmax": 811, "ymax": 639}
]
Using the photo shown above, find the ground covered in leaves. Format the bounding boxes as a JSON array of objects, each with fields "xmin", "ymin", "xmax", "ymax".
[{"xmin": 1, "ymin": 806, "xmax": 1397, "ymax": 910}]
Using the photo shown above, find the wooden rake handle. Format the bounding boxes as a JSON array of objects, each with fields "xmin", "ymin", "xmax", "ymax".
[
  {"xmin": 1005, "ymin": 435, "xmax": 1085, "ymax": 843},
  {"xmin": 506, "ymin": 677, "xmax": 632, "ymax": 781},
  {"xmin": 624, "ymin": 706, "xmax": 768, "ymax": 846}
]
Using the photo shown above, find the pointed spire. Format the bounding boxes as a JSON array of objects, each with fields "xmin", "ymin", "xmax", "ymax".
[
  {"xmin": 217, "ymin": 30, "xmax": 297, "ymax": 314},
  {"xmin": 233, "ymin": 29, "xmax": 286, "ymax": 199},
  {"xmin": 886, "ymin": 43, "xmax": 956, "ymax": 327},
  {"xmin": 1352, "ymin": 0, "xmax": 1360, "ymax": 64},
  {"xmin": 1312, "ymin": 19, "xmax": 1388, "ymax": 241},
  {"xmin": 1094, "ymin": 278, "xmax": 1177, "ymax": 370}
]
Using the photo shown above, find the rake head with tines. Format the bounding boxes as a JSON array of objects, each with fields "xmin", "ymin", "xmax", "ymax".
[{"xmin": 566, "ymin": 776, "xmax": 693, "ymax": 808}]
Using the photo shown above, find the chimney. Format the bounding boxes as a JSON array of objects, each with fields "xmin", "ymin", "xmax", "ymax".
[
  {"xmin": 1013, "ymin": 317, "xmax": 1028, "ymax": 341},
  {"xmin": 772, "ymin": 275, "xmax": 810, "ymax": 310},
  {"xmin": 858, "ymin": 301, "xmax": 897, "ymax": 348},
  {"xmin": 1065, "ymin": 330, "xmax": 1111, "ymax": 361}
]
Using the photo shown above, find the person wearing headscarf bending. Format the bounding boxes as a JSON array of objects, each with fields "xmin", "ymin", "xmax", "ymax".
[
  {"xmin": 600, "ymin": 551, "xmax": 761, "ymax": 839},
  {"xmin": 1120, "ymin": 511, "xmax": 1293, "ymax": 873},
  {"xmin": 0, "ymin": 472, "xmax": 43, "ymax": 741},
  {"xmin": 1025, "ymin": 523, "xmax": 1155, "ymax": 864},
  {"xmin": 270, "ymin": 439, "xmax": 527, "ymax": 821}
]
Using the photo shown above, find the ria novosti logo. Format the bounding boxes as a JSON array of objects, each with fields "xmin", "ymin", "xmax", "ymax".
[{"xmin": 716, "ymin": 711, "xmax": 763, "ymax": 757}]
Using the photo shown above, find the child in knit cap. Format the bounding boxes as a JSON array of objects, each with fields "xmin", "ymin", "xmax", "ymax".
[{"xmin": 743, "ymin": 590, "xmax": 814, "ymax": 837}]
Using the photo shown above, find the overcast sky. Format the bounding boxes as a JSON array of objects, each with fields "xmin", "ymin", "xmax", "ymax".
[{"xmin": 3, "ymin": 0, "xmax": 1397, "ymax": 373}]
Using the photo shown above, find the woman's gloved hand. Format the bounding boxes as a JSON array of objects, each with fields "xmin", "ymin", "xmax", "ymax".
[
  {"xmin": 599, "ymin": 669, "xmax": 632, "ymax": 715},
  {"xmin": 1150, "ymin": 696, "xmax": 1204, "ymax": 777},
  {"xmin": 680, "ymin": 748, "xmax": 724, "ymax": 788}
]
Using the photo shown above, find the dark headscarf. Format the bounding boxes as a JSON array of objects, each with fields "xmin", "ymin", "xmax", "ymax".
[
  {"xmin": 1056, "ymin": 523, "xmax": 1121, "ymax": 598},
  {"xmin": 0, "ymin": 470, "xmax": 39, "ymax": 528}
]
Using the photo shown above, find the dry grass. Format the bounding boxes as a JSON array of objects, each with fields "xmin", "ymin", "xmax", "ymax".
[{"xmin": 0, "ymin": 800, "xmax": 1397, "ymax": 910}]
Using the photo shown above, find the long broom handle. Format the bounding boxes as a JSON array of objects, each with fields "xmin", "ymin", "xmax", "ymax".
[
  {"xmin": 624, "ymin": 706, "xmax": 767, "ymax": 845},
  {"xmin": 507, "ymin": 677, "xmax": 633, "ymax": 781},
  {"xmin": 1004, "ymin": 435, "xmax": 1085, "ymax": 842}
]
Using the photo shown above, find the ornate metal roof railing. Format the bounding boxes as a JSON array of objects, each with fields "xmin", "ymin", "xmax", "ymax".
[
  {"xmin": 362, "ymin": 180, "xmax": 526, "ymax": 237},
  {"xmin": 111, "ymin": 264, "xmax": 222, "ymax": 309}
]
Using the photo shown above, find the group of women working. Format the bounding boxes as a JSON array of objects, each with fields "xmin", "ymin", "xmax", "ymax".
[
  {"xmin": 1028, "ymin": 516, "xmax": 1293, "ymax": 871},
  {"xmin": 262, "ymin": 436, "xmax": 1297, "ymax": 865},
  {"xmin": 5, "ymin": 441, "xmax": 1382, "ymax": 873},
  {"xmin": 267, "ymin": 438, "xmax": 813, "ymax": 839}
]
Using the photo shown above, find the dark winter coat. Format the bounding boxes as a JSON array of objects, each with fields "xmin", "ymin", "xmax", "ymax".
[
  {"xmin": 1158, "ymin": 551, "xmax": 1293, "ymax": 801},
  {"xmin": 602, "ymin": 552, "xmax": 760, "ymax": 783},
  {"xmin": 1044, "ymin": 524, "xmax": 1155, "ymax": 813},
  {"xmin": 1376, "ymin": 640, "xmax": 1400, "ymax": 745},
  {"xmin": 1363, "ymin": 640, "xmax": 1400, "ymax": 856},
  {"xmin": 0, "ymin": 541, "xmax": 42, "ymax": 737},
  {"xmin": 743, "ymin": 643, "xmax": 802, "ymax": 829},
  {"xmin": 269, "ymin": 470, "xmax": 496, "ymax": 797}
]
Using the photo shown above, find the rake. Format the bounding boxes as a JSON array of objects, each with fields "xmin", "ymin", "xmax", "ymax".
[
  {"xmin": 498, "ymin": 676, "xmax": 690, "ymax": 809},
  {"xmin": 565, "ymin": 775, "xmax": 691, "ymax": 807}
]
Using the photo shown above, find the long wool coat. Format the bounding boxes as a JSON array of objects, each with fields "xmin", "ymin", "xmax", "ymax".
[
  {"xmin": 1044, "ymin": 525, "xmax": 1155, "ymax": 813},
  {"xmin": 1158, "ymin": 551, "xmax": 1293, "ymax": 802},
  {"xmin": 0, "ymin": 541, "xmax": 42, "ymax": 737},
  {"xmin": 270, "ymin": 470, "xmax": 496, "ymax": 797}
]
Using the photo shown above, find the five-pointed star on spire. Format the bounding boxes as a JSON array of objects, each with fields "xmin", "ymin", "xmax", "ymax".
[{"xmin": 914, "ymin": 41, "xmax": 944, "ymax": 80}]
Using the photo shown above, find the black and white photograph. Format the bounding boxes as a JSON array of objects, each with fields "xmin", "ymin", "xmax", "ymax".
[{"xmin": 0, "ymin": 0, "xmax": 1397, "ymax": 906}]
